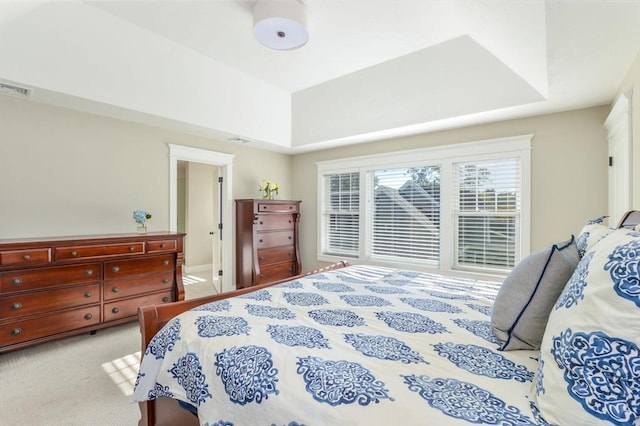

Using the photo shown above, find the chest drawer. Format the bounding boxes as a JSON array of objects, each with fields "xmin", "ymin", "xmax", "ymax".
[
  {"xmin": 256, "ymin": 231, "xmax": 294, "ymax": 249},
  {"xmin": 256, "ymin": 214, "xmax": 295, "ymax": 231},
  {"xmin": 0, "ymin": 284, "xmax": 100, "ymax": 319},
  {"xmin": 103, "ymin": 290, "xmax": 173, "ymax": 322},
  {"xmin": 257, "ymin": 247, "xmax": 295, "ymax": 266},
  {"xmin": 1, "ymin": 305, "xmax": 101, "ymax": 347},
  {"xmin": 256, "ymin": 261, "xmax": 296, "ymax": 283},
  {"xmin": 258, "ymin": 203, "xmax": 299, "ymax": 213},
  {"xmin": 104, "ymin": 272, "xmax": 174, "ymax": 301},
  {"xmin": 105, "ymin": 254, "xmax": 174, "ymax": 279},
  {"xmin": 147, "ymin": 240, "xmax": 177, "ymax": 253},
  {"xmin": 0, "ymin": 248, "xmax": 51, "ymax": 267},
  {"xmin": 55, "ymin": 242, "xmax": 144, "ymax": 260},
  {"xmin": 0, "ymin": 263, "xmax": 101, "ymax": 293}
]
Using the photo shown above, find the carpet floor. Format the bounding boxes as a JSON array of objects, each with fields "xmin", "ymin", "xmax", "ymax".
[{"xmin": 0, "ymin": 273, "xmax": 217, "ymax": 426}]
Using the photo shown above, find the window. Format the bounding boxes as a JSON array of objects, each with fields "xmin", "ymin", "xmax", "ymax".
[{"xmin": 317, "ymin": 135, "xmax": 531, "ymax": 276}]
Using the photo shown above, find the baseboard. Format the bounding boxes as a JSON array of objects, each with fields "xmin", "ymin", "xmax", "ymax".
[{"xmin": 183, "ymin": 263, "xmax": 213, "ymax": 274}]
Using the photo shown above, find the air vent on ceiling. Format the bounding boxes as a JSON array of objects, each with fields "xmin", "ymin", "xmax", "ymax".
[{"xmin": 0, "ymin": 82, "xmax": 32, "ymax": 97}]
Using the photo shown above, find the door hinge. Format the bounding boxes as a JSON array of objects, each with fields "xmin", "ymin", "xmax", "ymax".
[
  {"xmin": 218, "ymin": 177, "xmax": 223, "ymax": 183},
  {"xmin": 609, "ymin": 156, "xmax": 613, "ymax": 167},
  {"xmin": 218, "ymin": 270, "xmax": 223, "ymax": 277},
  {"xmin": 218, "ymin": 223, "xmax": 223, "ymax": 230}
]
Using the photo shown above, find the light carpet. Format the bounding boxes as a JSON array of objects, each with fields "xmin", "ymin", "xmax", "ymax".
[{"xmin": 0, "ymin": 274, "xmax": 217, "ymax": 426}]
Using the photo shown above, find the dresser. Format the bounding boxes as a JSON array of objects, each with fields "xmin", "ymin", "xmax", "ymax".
[
  {"xmin": 0, "ymin": 232, "xmax": 185, "ymax": 353},
  {"xmin": 235, "ymin": 199, "xmax": 301, "ymax": 288}
]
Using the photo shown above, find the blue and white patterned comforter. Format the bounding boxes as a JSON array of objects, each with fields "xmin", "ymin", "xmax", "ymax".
[{"xmin": 132, "ymin": 265, "xmax": 541, "ymax": 425}]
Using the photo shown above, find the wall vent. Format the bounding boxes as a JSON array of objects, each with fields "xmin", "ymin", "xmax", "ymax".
[{"xmin": 0, "ymin": 82, "xmax": 32, "ymax": 97}]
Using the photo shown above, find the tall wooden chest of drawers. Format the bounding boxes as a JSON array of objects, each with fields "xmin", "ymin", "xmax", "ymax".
[
  {"xmin": 0, "ymin": 232, "xmax": 185, "ymax": 353},
  {"xmin": 235, "ymin": 199, "xmax": 301, "ymax": 288}
]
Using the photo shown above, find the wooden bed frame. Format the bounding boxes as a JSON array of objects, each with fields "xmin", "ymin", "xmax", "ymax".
[
  {"xmin": 136, "ymin": 211, "xmax": 640, "ymax": 426},
  {"xmin": 136, "ymin": 261, "xmax": 350, "ymax": 426}
]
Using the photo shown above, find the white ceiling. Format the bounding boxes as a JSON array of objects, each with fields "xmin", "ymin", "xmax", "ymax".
[{"xmin": 1, "ymin": 0, "xmax": 639, "ymax": 153}]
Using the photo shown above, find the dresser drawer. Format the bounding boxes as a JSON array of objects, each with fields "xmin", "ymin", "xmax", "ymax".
[
  {"xmin": 258, "ymin": 203, "xmax": 299, "ymax": 213},
  {"xmin": 0, "ymin": 263, "xmax": 101, "ymax": 293},
  {"xmin": 0, "ymin": 248, "xmax": 51, "ymax": 267},
  {"xmin": 147, "ymin": 239, "xmax": 177, "ymax": 253},
  {"xmin": 256, "ymin": 231, "xmax": 294, "ymax": 249},
  {"xmin": 103, "ymin": 272, "xmax": 174, "ymax": 301},
  {"xmin": 257, "ymin": 246, "xmax": 295, "ymax": 266},
  {"xmin": 256, "ymin": 214, "xmax": 295, "ymax": 231},
  {"xmin": 55, "ymin": 242, "xmax": 144, "ymax": 260},
  {"xmin": 103, "ymin": 290, "xmax": 173, "ymax": 322},
  {"xmin": 1, "ymin": 305, "xmax": 101, "ymax": 346},
  {"xmin": 0, "ymin": 284, "xmax": 100, "ymax": 319},
  {"xmin": 256, "ymin": 261, "xmax": 296, "ymax": 283},
  {"xmin": 104, "ymin": 254, "xmax": 174, "ymax": 279}
]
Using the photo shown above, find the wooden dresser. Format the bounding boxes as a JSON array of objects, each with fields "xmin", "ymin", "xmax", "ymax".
[
  {"xmin": 235, "ymin": 199, "xmax": 301, "ymax": 288},
  {"xmin": 0, "ymin": 232, "xmax": 185, "ymax": 353}
]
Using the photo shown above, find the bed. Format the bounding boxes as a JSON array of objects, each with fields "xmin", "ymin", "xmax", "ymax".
[{"xmin": 132, "ymin": 212, "xmax": 640, "ymax": 426}]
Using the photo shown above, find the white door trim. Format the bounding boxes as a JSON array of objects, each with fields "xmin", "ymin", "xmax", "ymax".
[{"xmin": 169, "ymin": 144, "xmax": 235, "ymax": 293}]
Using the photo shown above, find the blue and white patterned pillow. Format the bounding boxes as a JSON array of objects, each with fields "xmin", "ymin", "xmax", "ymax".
[
  {"xmin": 532, "ymin": 227, "xmax": 640, "ymax": 425},
  {"xmin": 575, "ymin": 216, "xmax": 613, "ymax": 258}
]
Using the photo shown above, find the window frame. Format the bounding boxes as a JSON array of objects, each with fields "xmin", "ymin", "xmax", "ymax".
[{"xmin": 316, "ymin": 134, "xmax": 532, "ymax": 278}]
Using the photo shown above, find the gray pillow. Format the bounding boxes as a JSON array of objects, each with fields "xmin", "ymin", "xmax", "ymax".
[{"xmin": 492, "ymin": 236, "xmax": 579, "ymax": 350}]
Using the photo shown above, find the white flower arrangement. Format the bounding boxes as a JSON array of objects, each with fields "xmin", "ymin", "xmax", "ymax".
[{"xmin": 259, "ymin": 180, "xmax": 279, "ymax": 199}]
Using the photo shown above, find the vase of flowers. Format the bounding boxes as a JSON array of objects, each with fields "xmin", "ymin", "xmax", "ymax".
[
  {"xmin": 259, "ymin": 180, "xmax": 279, "ymax": 200},
  {"xmin": 133, "ymin": 210, "xmax": 152, "ymax": 234}
]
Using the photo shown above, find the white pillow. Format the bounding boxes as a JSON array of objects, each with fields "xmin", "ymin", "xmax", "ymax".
[{"xmin": 531, "ymin": 227, "xmax": 640, "ymax": 425}]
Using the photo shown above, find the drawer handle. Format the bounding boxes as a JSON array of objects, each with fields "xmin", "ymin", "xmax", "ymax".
[
  {"xmin": 259, "ymin": 274, "xmax": 264, "ymax": 278},
  {"xmin": 112, "ymin": 266, "xmax": 120, "ymax": 273},
  {"xmin": 288, "ymin": 268, "xmax": 294, "ymax": 273},
  {"xmin": 259, "ymin": 239, "xmax": 264, "ymax": 243},
  {"xmin": 162, "ymin": 278, "xmax": 169, "ymax": 284},
  {"xmin": 71, "ymin": 251, "xmax": 78, "ymax": 257},
  {"xmin": 289, "ymin": 220, "xmax": 292, "ymax": 223},
  {"xmin": 162, "ymin": 260, "xmax": 169, "ymax": 266},
  {"xmin": 259, "ymin": 256, "xmax": 265, "ymax": 261},
  {"xmin": 23, "ymin": 254, "xmax": 31, "ymax": 260},
  {"xmin": 84, "ymin": 313, "xmax": 93, "ymax": 320},
  {"xmin": 259, "ymin": 221, "xmax": 264, "ymax": 225},
  {"xmin": 11, "ymin": 302, "xmax": 22, "ymax": 310},
  {"xmin": 11, "ymin": 328, "xmax": 22, "ymax": 336},
  {"xmin": 84, "ymin": 291, "xmax": 93, "ymax": 298},
  {"xmin": 162, "ymin": 297, "xmax": 169, "ymax": 303},
  {"xmin": 129, "ymin": 246, "xmax": 135, "ymax": 252},
  {"xmin": 11, "ymin": 277, "xmax": 22, "ymax": 286},
  {"xmin": 288, "ymin": 236, "xmax": 292, "ymax": 240},
  {"xmin": 289, "ymin": 206, "xmax": 293, "ymax": 209},
  {"xmin": 85, "ymin": 269, "xmax": 93, "ymax": 277},
  {"xmin": 112, "ymin": 307, "xmax": 120, "ymax": 314},
  {"xmin": 112, "ymin": 287, "xmax": 119, "ymax": 293},
  {"xmin": 160, "ymin": 243, "xmax": 166, "ymax": 248}
]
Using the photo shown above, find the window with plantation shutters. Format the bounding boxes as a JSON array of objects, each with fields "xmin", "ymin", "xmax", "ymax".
[
  {"xmin": 322, "ymin": 172, "xmax": 360, "ymax": 256},
  {"xmin": 453, "ymin": 158, "xmax": 520, "ymax": 272},
  {"xmin": 317, "ymin": 135, "xmax": 531, "ymax": 276},
  {"xmin": 369, "ymin": 166, "xmax": 441, "ymax": 267}
]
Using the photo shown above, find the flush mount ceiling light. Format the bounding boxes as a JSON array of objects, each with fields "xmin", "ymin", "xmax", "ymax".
[{"xmin": 253, "ymin": 0, "xmax": 308, "ymax": 51}]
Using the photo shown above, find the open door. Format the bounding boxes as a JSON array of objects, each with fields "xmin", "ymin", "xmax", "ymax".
[{"xmin": 169, "ymin": 144, "xmax": 235, "ymax": 293}]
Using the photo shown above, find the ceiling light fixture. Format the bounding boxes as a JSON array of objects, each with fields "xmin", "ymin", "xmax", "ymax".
[{"xmin": 253, "ymin": 0, "xmax": 308, "ymax": 51}]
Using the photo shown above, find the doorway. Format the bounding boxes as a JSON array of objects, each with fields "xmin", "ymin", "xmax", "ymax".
[{"xmin": 169, "ymin": 144, "xmax": 235, "ymax": 293}]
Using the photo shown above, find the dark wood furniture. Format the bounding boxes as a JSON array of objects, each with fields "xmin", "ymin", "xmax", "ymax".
[
  {"xmin": 136, "ymin": 261, "xmax": 349, "ymax": 426},
  {"xmin": 0, "ymin": 232, "xmax": 185, "ymax": 353},
  {"xmin": 235, "ymin": 199, "xmax": 301, "ymax": 288}
]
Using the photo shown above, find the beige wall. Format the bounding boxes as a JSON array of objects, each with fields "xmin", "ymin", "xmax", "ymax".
[
  {"xmin": 292, "ymin": 106, "xmax": 610, "ymax": 272},
  {"xmin": 0, "ymin": 95, "xmax": 293, "ymax": 239},
  {"xmin": 614, "ymin": 49, "xmax": 640, "ymax": 209}
]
